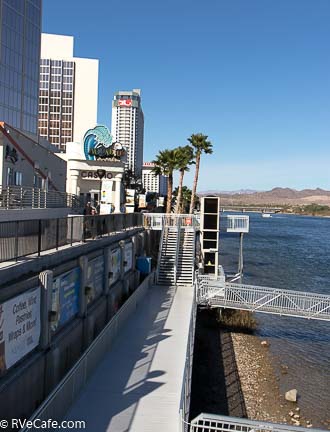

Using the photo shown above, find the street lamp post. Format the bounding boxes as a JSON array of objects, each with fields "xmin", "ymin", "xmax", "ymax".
[{"xmin": 96, "ymin": 169, "xmax": 106, "ymax": 210}]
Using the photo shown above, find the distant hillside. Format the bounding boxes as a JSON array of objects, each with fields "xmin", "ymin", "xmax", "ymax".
[{"xmin": 198, "ymin": 188, "xmax": 330, "ymax": 206}]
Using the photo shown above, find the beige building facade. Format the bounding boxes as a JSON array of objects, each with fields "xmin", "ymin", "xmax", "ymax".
[{"xmin": 39, "ymin": 34, "xmax": 99, "ymax": 152}]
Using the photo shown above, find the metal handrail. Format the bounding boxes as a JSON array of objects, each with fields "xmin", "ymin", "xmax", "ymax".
[
  {"xmin": 0, "ymin": 186, "xmax": 81, "ymax": 210},
  {"xmin": 226, "ymin": 215, "xmax": 250, "ymax": 233},
  {"xmin": 196, "ymin": 274, "xmax": 330, "ymax": 321},
  {"xmin": 179, "ymin": 277, "xmax": 197, "ymax": 431},
  {"xmin": 174, "ymin": 218, "xmax": 182, "ymax": 284},
  {"xmin": 143, "ymin": 213, "xmax": 200, "ymax": 230},
  {"xmin": 156, "ymin": 225, "xmax": 166, "ymax": 283},
  {"xmin": 188, "ymin": 413, "xmax": 324, "ymax": 432},
  {"xmin": 0, "ymin": 213, "xmax": 144, "ymax": 263}
]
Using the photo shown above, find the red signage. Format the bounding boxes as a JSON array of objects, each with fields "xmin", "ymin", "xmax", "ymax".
[{"xmin": 118, "ymin": 99, "xmax": 132, "ymax": 107}]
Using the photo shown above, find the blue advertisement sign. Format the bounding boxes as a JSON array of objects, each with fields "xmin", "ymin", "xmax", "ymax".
[
  {"xmin": 86, "ymin": 256, "xmax": 104, "ymax": 304},
  {"xmin": 51, "ymin": 267, "xmax": 81, "ymax": 332},
  {"xmin": 83, "ymin": 125, "xmax": 125, "ymax": 161}
]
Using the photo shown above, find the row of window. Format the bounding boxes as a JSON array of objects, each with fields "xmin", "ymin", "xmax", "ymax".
[
  {"xmin": 6, "ymin": 168, "xmax": 22, "ymax": 186},
  {"xmin": 39, "ymin": 96, "xmax": 73, "ymax": 104},
  {"xmin": 38, "ymin": 111, "xmax": 72, "ymax": 120}
]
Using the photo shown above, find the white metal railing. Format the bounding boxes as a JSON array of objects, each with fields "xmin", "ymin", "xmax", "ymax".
[
  {"xmin": 143, "ymin": 213, "xmax": 199, "ymax": 230},
  {"xmin": 179, "ymin": 278, "xmax": 197, "ymax": 431},
  {"xmin": 189, "ymin": 413, "xmax": 323, "ymax": 432},
  {"xmin": 226, "ymin": 215, "xmax": 249, "ymax": 233},
  {"xmin": 197, "ymin": 274, "xmax": 330, "ymax": 321},
  {"xmin": 196, "ymin": 271, "xmax": 226, "ymax": 304},
  {"xmin": 0, "ymin": 186, "xmax": 81, "ymax": 210}
]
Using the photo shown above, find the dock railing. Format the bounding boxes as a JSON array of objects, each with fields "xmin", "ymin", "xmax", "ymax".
[
  {"xmin": 179, "ymin": 277, "xmax": 197, "ymax": 432},
  {"xmin": 196, "ymin": 271, "xmax": 330, "ymax": 321},
  {"xmin": 0, "ymin": 186, "xmax": 81, "ymax": 210},
  {"xmin": 143, "ymin": 213, "xmax": 200, "ymax": 230},
  {"xmin": 0, "ymin": 213, "xmax": 143, "ymax": 263},
  {"xmin": 226, "ymin": 215, "xmax": 249, "ymax": 233},
  {"xmin": 189, "ymin": 413, "xmax": 323, "ymax": 432}
]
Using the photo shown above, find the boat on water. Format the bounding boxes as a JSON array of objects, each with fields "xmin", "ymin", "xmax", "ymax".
[{"xmin": 262, "ymin": 213, "xmax": 272, "ymax": 218}]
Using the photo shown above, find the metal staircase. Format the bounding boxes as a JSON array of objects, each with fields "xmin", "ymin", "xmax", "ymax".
[
  {"xmin": 157, "ymin": 223, "xmax": 196, "ymax": 286},
  {"xmin": 157, "ymin": 227, "xmax": 179, "ymax": 285},
  {"xmin": 176, "ymin": 229, "xmax": 196, "ymax": 286}
]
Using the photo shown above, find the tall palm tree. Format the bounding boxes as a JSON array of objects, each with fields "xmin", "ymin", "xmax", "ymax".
[
  {"xmin": 174, "ymin": 145, "xmax": 194, "ymax": 213},
  {"xmin": 152, "ymin": 149, "xmax": 178, "ymax": 214},
  {"xmin": 188, "ymin": 133, "xmax": 213, "ymax": 214}
]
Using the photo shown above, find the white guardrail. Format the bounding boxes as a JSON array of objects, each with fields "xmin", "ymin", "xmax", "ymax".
[
  {"xmin": 0, "ymin": 186, "xmax": 81, "ymax": 209},
  {"xmin": 226, "ymin": 215, "xmax": 249, "ymax": 233},
  {"xmin": 143, "ymin": 213, "xmax": 200, "ymax": 230},
  {"xmin": 189, "ymin": 413, "xmax": 324, "ymax": 432},
  {"xmin": 180, "ymin": 278, "xmax": 197, "ymax": 432},
  {"xmin": 197, "ymin": 274, "xmax": 330, "ymax": 321},
  {"xmin": 143, "ymin": 213, "xmax": 249, "ymax": 233}
]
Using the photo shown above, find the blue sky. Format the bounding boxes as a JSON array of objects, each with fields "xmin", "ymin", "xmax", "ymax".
[{"xmin": 43, "ymin": 0, "xmax": 330, "ymax": 191}]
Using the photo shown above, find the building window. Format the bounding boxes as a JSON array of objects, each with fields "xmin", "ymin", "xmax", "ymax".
[
  {"xmin": 6, "ymin": 167, "xmax": 14, "ymax": 186},
  {"xmin": 15, "ymin": 171, "xmax": 22, "ymax": 186}
]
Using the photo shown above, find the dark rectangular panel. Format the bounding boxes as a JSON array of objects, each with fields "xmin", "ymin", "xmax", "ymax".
[
  {"xmin": 203, "ymin": 214, "xmax": 218, "ymax": 230},
  {"xmin": 204, "ymin": 198, "xmax": 219, "ymax": 214}
]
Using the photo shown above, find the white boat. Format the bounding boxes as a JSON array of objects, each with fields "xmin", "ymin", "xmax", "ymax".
[{"xmin": 262, "ymin": 213, "xmax": 272, "ymax": 218}]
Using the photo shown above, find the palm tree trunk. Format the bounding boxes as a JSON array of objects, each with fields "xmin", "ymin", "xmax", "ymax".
[
  {"xmin": 175, "ymin": 169, "xmax": 184, "ymax": 214},
  {"xmin": 189, "ymin": 152, "xmax": 200, "ymax": 214},
  {"xmin": 166, "ymin": 173, "xmax": 173, "ymax": 214}
]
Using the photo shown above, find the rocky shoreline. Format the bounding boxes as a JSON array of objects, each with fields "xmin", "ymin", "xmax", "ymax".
[
  {"xmin": 231, "ymin": 332, "xmax": 330, "ymax": 430},
  {"xmin": 190, "ymin": 308, "xmax": 330, "ymax": 430}
]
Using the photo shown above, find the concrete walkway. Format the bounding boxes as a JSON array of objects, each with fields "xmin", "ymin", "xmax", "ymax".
[{"xmin": 65, "ymin": 284, "xmax": 194, "ymax": 432}]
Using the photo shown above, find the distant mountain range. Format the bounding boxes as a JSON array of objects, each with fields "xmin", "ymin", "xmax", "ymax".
[
  {"xmin": 200, "ymin": 189, "xmax": 259, "ymax": 195},
  {"xmin": 198, "ymin": 187, "xmax": 330, "ymax": 206}
]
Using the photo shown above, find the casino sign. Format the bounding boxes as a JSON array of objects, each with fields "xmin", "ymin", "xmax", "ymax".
[{"xmin": 83, "ymin": 125, "xmax": 125, "ymax": 161}]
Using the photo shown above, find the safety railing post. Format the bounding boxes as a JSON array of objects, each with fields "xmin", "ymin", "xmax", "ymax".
[
  {"xmin": 6, "ymin": 187, "xmax": 10, "ymax": 209},
  {"xmin": 82, "ymin": 216, "xmax": 86, "ymax": 243},
  {"xmin": 70, "ymin": 216, "xmax": 74, "ymax": 246},
  {"xmin": 56, "ymin": 218, "xmax": 59, "ymax": 250},
  {"xmin": 20, "ymin": 187, "xmax": 23, "ymax": 209},
  {"xmin": 14, "ymin": 220, "xmax": 19, "ymax": 261},
  {"xmin": 38, "ymin": 219, "xmax": 42, "ymax": 256}
]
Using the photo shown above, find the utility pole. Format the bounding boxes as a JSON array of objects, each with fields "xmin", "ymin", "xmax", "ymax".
[{"xmin": 238, "ymin": 232, "xmax": 244, "ymax": 283}]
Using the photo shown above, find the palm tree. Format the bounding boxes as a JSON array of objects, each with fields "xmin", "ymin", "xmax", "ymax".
[
  {"xmin": 174, "ymin": 145, "xmax": 194, "ymax": 213},
  {"xmin": 173, "ymin": 186, "xmax": 193, "ymax": 214},
  {"xmin": 152, "ymin": 149, "xmax": 178, "ymax": 214},
  {"xmin": 188, "ymin": 133, "xmax": 213, "ymax": 214}
]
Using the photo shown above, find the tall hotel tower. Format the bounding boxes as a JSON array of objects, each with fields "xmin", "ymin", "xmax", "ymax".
[
  {"xmin": 0, "ymin": 0, "xmax": 42, "ymax": 135},
  {"xmin": 111, "ymin": 89, "xmax": 144, "ymax": 177},
  {"xmin": 38, "ymin": 33, "xmax": 99, "ymax": 152}
]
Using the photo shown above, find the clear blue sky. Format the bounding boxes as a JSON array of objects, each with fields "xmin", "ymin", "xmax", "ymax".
[{"xmin": 43, "ymin": 0, "xmax": 330, "ymax": 191}]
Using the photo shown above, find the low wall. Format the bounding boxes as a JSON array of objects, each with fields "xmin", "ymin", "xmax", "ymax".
[
  {"xmin": 20, "ymin": 272, "xmax": 154, "ymax": 428},
  {"xmin": 0, "ymin": 228, "xmax": 152, "ymax": 422}
]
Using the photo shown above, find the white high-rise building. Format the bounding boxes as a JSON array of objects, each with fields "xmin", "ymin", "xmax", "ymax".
[
  {"xmin": 142, "ymin": 162, "xmax": 167, "ymax": 196},
  {"xmin": 38, "ymin": 33, "xmax": 99, "ymax": 152},
  {"xmin": 111, "ymin": 89, "xmax": 144, "ymax": 177}
]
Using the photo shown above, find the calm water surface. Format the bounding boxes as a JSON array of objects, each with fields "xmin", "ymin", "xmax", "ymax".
[{"xmin": 220, "ymin": 213, "xmax": 330, "ymax": 428}]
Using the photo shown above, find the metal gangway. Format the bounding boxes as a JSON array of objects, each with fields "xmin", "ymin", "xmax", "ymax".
[
  {"xmin": 197, "ymin": 273, "xmax": 330, "ymax": 321},
  {"xmin": 188, "ymin": 413, "xmax": 319, "ymax": 431}
]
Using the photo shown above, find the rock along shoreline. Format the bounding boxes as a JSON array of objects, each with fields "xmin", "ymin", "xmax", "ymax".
[{"xmin": 190, "ymin": 308, "xmax": 330, "ymax": 430}]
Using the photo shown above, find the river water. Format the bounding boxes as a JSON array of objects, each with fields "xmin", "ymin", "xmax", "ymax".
[{"xmin": 219, "ymin": 213, "xmax": 330, "ymax": 428}]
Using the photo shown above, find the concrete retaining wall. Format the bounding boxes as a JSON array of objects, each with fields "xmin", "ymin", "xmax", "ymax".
[{"xmin": 0, "ymin": 228, "xmax": 153, "ymax": 421}]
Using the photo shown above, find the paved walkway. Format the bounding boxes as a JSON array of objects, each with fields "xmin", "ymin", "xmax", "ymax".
[{"xmin": 65, "ymin": 284, "xmax": 194, "ymax": 432}]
